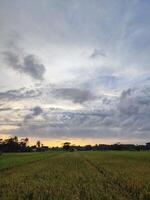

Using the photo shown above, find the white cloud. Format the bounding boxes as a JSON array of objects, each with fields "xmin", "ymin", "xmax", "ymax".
[{"xmin": 0, "ymin": 0, "xmax": 150, "ymax": 143}]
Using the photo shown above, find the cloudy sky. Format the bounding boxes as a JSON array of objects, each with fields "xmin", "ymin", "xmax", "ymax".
[{"xmin": 0, "ymin": 0, "xmax": 150, "ymax": 146}]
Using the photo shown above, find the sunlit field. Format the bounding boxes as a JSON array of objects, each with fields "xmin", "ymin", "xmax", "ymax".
[{"xmin": 0, "ymin": 151, "xmax": 150, "ymax": 200}]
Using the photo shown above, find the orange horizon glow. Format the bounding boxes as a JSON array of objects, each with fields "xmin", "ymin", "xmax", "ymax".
[{"xmin": 0, "ymin": 133, "xmax": 147, "ymax": 147}]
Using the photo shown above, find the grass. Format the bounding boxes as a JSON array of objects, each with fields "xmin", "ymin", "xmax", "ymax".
[
  {"xmin": 0, "ymin": 151, "xmax": 150, "ymax": 200},
  {"xmin": 0, "ymin": 151, "xmax": 59, "ymax": 170}
]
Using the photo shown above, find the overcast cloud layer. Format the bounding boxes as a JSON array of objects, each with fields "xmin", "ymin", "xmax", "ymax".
[{"xmin": 0, "ymin": 0, "xmax": 150, "ymax": 144}]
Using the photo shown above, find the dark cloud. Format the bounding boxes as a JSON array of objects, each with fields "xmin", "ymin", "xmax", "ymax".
[
  {"xmin": 0, "ymin": 107, "xmax": 12, "ymax": 111},
  {"xmin": 3, "ymin": 51, "xmax": 45, "ymax": 80},
  {"xmin": 3, "ymin": 51, "xmax": 21, "ymax": 71},
  {"xmin": 118, "ymin": 87, "xmax": 150, "ymax": 132},
  {"xmin": 0, "ymin": 85, "xmax": 96, "ymax": 104},
  {"xmin": 119, "ymin": 87, "xmax": 150, "ymax": 115},
  {"xmin": 90, "ymin": 49, "xmax": 106, "ymax": 59},
  {"xmin": 23, "ymin": 55, "xmax": 45, "ymax": 80},
  {"xmin": 24, "ymin": 106, "xmax": 43, "ymax": 122},
  {"xmin": 1, "ymin": 86, "xmax": 150, "ymax": 142},
  {"xmin": 53, "ymin": 88, "xmax": 96, "ymax": 103},
  {"xmin": 0, "ymin": 88, "xmax": 41, "ymax": 100},
  {"xmin": 11, "ymin": 124, "xmax": 119, "ymax": 139},
  {"xmin": 32, "ymin": 106, "xmax": 43, "ymax": 116}
]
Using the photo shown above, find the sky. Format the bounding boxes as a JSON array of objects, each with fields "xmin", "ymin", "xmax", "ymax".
[{"xmin": 0, "ymin": 0, "xmax": 150, "ymax": 146}]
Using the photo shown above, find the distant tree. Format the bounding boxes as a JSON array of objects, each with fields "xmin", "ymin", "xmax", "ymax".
[
  {"xmin": 84, "ymin": 145, "xmax": 92, "ymax": 151},
  {"xmin": 0, "ymin": 139, "xmax": 2, "ymax": 155},
  {"xmin": 146, "ymin": 142, "xmax": 150, "ymax": 150},
  {"xmin": 63, "ymin": 142, "xmax": 71, "ymax": 151},
  {"xmin": 3, "ymin": 136, "xmax": 19, "ymax": 152},
  {"xmin": 5, "ymin": 136, "xmax": 18, "ymax": 144},
  {"xmin": 14, "ymin": 136, "xmax": 18, "ymax": 143},
  {"xmin": 20, "ymin": 138, "xmax": 29, "ymax": 147},
  {"xmin": 0, "ymin": 138, "xmax": 3, "ymax": 144},
  {"xmin": 36, "ymin": 140, "xmax": 41, "ymax": 148}
]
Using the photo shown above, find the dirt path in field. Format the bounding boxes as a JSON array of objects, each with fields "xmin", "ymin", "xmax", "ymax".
[{"xmin": 80, "ymin": 153, "xmax": 137, "ymax": 200}]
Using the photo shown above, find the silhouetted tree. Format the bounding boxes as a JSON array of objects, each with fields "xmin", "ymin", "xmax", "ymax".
[
  {"xmin": 36, "ymin": 140, "xmax": 41, "ymax": 148},
  {"xmin": 14, "ymin": 136, "xmax": 18, "ymax": 143},
  {"xmin": 20, "ymin": 138, "xmax": 29, "ymax": 147},
  {"xmin": 0, "ymin": 138, "xmax": 3, "ymax": 144},
  {"xmin": 63, "ymin": 142, "xmax": 71, "ymax": 151},
  {"xmin": 0, "ymin": 135, "xmax": 150, "ymax": 152},
  {"xmin": 2, "ymin": 136, "xmax": 19, "ymax": 152},
  {"xmin": 146, "ymin": 142, "xmax": 150, "ymax": 150}
]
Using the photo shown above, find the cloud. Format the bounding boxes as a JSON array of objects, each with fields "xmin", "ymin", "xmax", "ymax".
[
  {"xmin": 0, "ymin": 0, "xmax": 150, "ymax": 145},
  {"xmin": 1, "ymin": 85, "xmax": 150, "ymax": 142},
  {"xmin": 0, "ymin": 85, "xmax": 96, "ymax": 105},
  {"xmin": 53, "ymin": 88, "xmax": 96, "ymax": 103},
  {"xmin": 3, "ymin": 51, "xmax": 45, "ymax": 80},
  {"xmin": 90, "ymin": 49, "xmax": 106, "ymax": 59},
  {"xmin": 1, "ymin": 86, "xmax": 150, "ymax": 143},
  {"xmin": 23, "ymin": 55, "xmax": 45, "ymax": 80},
  {"xmin": 117, "ymin": 87, "xmax": 150, "ymax": 134},
  {"xmin": 0, "ymin": 88, "xmax": 41, "ymax": 100},
  {"xmin": 0, "ymin": 107, "xmax": 12, "ymax": 111},
  {"xmin": 32, "ymin": 106, "xmax": 43, "ymax": 116},
  {"xmin": 118, "ymin": 87, "xmax": 150, "ymax": 115},
  {"xmin": 3, "ymin": 51, "xmax": 21, "ymax": 71},
  {"xmin": 24, "ymin": 106, "xmax": 43, "ymax": 122}
]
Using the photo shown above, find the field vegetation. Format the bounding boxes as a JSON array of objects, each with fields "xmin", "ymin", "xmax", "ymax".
[{"xmin": 0, "ymin": 151, "xmax": 150, "ymax": 200}]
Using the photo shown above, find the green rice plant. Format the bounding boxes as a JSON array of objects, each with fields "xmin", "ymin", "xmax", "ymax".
[{"xmin": 0, "ymin": 151, "xmax": 149, "ymax": 200}]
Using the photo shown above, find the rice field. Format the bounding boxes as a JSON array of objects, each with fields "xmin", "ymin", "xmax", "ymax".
[{"xmin": 0, "ymin": 151, "xmax": 150, "ymax": 200}]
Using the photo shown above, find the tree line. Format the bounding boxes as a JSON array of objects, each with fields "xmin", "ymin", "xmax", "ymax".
[
  {"xmin": 0, "ymin": 136, "xmax": 48, "ymax": 153},
  {"xmin": 0, "ymin": 136, "xmax": 150, "ymax": 153},
  {"xmin": 62, "ymin": 142, "xmax": 150, "ymax": 151}
]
